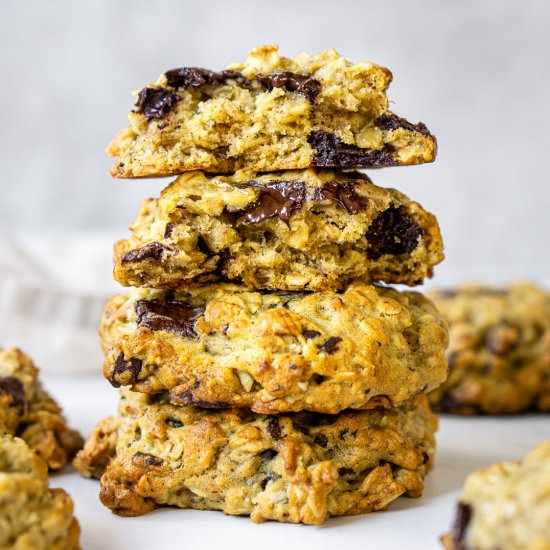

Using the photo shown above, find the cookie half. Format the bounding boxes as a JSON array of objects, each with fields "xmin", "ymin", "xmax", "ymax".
[
  {"xmin": 74, "ymin": 390, "xmax": 437, "ymax": 524},
  {"xmin": 0, "ymin": 435, "xmax": 81, "ymax": 549},
  {"xmin": 100, "ymin": 282, "xmax": 449, "ymax": 414},
  {"xmin": 0, "ymin": 348, "xmax": 83, "ymax": 470},
  {"xmin": 108, "ymin": 45, "xmax": 436, "ymax": 177},
  {"xmin": 428, "ymin": 283, "xmax": 550, "ymax": 415},
  {"xmin": 442, "ymin": 441, "xmax": 550, "ymax": 550},
  {"xmin": 114, "ymin": 169, "xmax": 444, "ymax": 291}
]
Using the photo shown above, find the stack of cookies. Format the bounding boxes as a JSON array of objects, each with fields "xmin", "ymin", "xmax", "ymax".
[{"xmin": 75, "ymin": 45, "xmax": 449, "ymax": 524}]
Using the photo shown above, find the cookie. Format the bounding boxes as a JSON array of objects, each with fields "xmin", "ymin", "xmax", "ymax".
[
  {"xmin": 114, "ymin": 169, "xmax": 444, "ymax": 291},
  {"xmin": 428, "ymin": 283, "xmax": 550, "ymax": 415},
  {"xmin": 0, "ymin": 348, "xmax": 83, "ymax": 470},
  {"xmin": 74, "ymin": 390, "xmax": 437, "ymax": 524},
  {"xmin": 442, "ymin": 441, "xmax": 550, "ymax": 550},
  {"xmin": 100, "ymin": 282, "xmax": 448, "ymax": 414},
  {"xmin": 107, "ymin": 45, "xmax": 437, "ymax": 177},
  {"xmin": 0, "ymin": 435, "xmax": 81, "ymax": 549}
]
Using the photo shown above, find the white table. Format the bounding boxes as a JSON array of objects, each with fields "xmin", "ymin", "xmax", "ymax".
[{"xmin": 45, "ymin": 372, "xmax": 550, "ymax": 550}]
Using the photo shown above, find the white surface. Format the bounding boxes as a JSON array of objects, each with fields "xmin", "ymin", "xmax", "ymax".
[{"xmin": 43, "ymin": 372, "xmax": 550, "ymax": 550}]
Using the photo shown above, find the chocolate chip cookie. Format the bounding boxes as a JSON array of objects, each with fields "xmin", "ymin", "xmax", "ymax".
[
  {"xmin": 74, "ymin": 390, "xmax": 437, "ymax": 524},
  {"xmin": 0, "ymin": 435, "xmax": 81, "ymax": 549},
  {"xmin": 428, "ymin": 283, "xmax": 550, "ymax": 415},
  {"xmin": 100, "ymin": 282, "xmax": 448, "ymax": 414},
  {"xmin": 442, "ymin": 441, "xmax": 550, "ymax": 550},
  {"xmin": 108, "ymin": 45, "xmax": 437, "ymax": 177},
  {"xmin": 0, "ymin": 348, "xmax": 83, "ymax": 470},
  {"xmin": 114, "ymin": 169, "xmax": 444, "ymax": 291}
]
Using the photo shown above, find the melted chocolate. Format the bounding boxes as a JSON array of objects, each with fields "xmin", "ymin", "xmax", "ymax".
[
  {"xmin": 110, "ymin": 353, "xmax": 142, "ymax": 388},
  {"xmin": 256, "ymin": 71, "xmax": 320, "ymax": 103},
  {"xmin": 135, "ymin": 299, "xmax": 203, "ymax": 339},
  {"xmin": 317, "ymin": 336, "xmax": 342, "ymax": 354},
  {"xmin": 366, "ymin": 206, "xmax": 423, "ymax": 258},
  {"xmin": 302, "ymin": 329, "xmax": 322, "ymax": 340},
  {"xmin": 376, "ymin": 113, "xmax": 432, "ymax": 138},
  {"xmin": 0, "ymin": 376, "xmax": 25, "ymax": 407},
  {"xmin": 134, "ymin": 87, "xmax": 180, "ymax": 121},
  {"xmin": 239, "ymin": 181, "xmax": 306, "ymax": 224},
  {"xmin": 309, "ymin": 131, "xmax": 397, "ymax": 168},
  {"xmin": 451, "ymin": 502, "xmax": 472, "ymax": 547},
  {"xmin": 121, "ymin": 242, "xmax": 175, "ymax": 263},
  {"xmin": 164, "ymin": 67, "xmax": 251, "ymax": 88},
  {"xmin": 313, "ymin": 182, "xmax": 368, "ymax": 214},
  {"xmin": 266, "ymin": 417, "xmax": 282, "ymax": 440},
  {"xmin": 132, "ymin": 451, "xmax": 163, "ymax": 466}
]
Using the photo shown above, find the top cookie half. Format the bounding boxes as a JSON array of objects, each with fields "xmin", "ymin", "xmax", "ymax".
[{"xmin": 108, "ymin": 45, "xmax": 437, "ymax": 177}]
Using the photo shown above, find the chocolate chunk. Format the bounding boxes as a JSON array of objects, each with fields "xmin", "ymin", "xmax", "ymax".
[
  {"xmin": 0, "ymin": 376, "xmax": 25, "ymax": 407},
  {"xmin": 135, "ymin": 299, "xmax": 203, "ymax": 339},
  {"xmin": 422, "ymin": 451, "xmax": 430, "ymax": 465},
  {"xmin": 239, "ymin": 181, "xmax": 306, "ymax": 224},
  {"xmin": 266, "ymin": 417, "xmax": 282, "ymax": 440},
  {"xmin": 376, "ymin": 113, "xmax": 433, "ymax": 138},
  {"xmin": 110, "ymin": 353, "xmax": 143, "ymax": 388},
  {"xmin": 313, "ymin": 434, "xmax": 328, "ymax": 448},
  {"xmin": 313, "ymin": 182, "xmax": 369, "ymax": 214},
  {"xmin": 317, "ymin": 336, "xmax": 343, "ymax": 354},
  {"xmin": 260, "ymin": 472, "xmax": 280, "ymax": 490},
  {"xmin": 164, "ymin": 223, "xmax": 174, "ymax": 239},
  {"xmin": 256, "ymin": 71, "xmax": 320, "ymax": 103},
  {"xmin": 451, "ymin": 502, "xmax": 472, "ymax": 546},
  {"xmin": 164, "ymin": 67, "xmax": 251, "ymax": 88},
  {"xmin": 121, "ymin": 242, "xmax": 175, "ymax": 263},
  {"xmin": 338, "ymin": 467, "xmax": 355, "ymax": 476},
  {"xmin": 259, "ymin": 449, "xmax": 278, "ymax": 461},
  {"xmin": 302, "ymin": 329, "xmax": 322, "ymax": 340},
  {"xmin": 135, "ymin": 87, "xmax": 180, "ymax": 121},
  {"xmin": 309, "ymin": 131, "xmax": 397, "ymax": 168},
  {"xmin": 196, "ymin": 236, "xmax": 214, "ymax": 256},
  {"xmin": 165, "ymin": 417, "xmax": 184, "ymax": 428},
  {"xmin": 132, "ymin": 451, "xmax": 163, "ymax": 467},
  {"xmin": 366, "ymin": 206, "xmax": 423, "ymax": 258}
]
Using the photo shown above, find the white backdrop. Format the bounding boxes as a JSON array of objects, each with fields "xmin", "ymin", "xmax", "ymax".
[{"xmin": 1, "ymin": 0, "xmax": 549, "ymax": 283}]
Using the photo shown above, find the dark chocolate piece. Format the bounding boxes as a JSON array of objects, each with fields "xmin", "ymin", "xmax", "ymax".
[
  {"xmin": 302, "ymin": 329, "xmax": 322, "ymax": 340},
  {"xmin": 309, "ymin": 131, "xmax": 397, "ymax": 168},
  {"xmin": 337, "ymin": 467, "xmax": 355, "ymax": 476},
  {"xmin": 110, "ymin": 353, "xmax": 143, "ymax": 388},
  {"xmin": 451, "ymin": 502, "xmax": 472, "ymax": 548},
  {"xmin": 135, "ymin": 87, "xmax": 180, "ymax": 121},
  {"xmin": 132, "ymin": 451, "xmax": 163, "ymax": 467},
  {"xmin": 376, "ymin": 113, "xmax": 433, "ymax": 138},
  {"xmin": 366, "ymin": 206, "xmax": 423, "ymax": 258},
  {"xmin": 317, "ymin": 336, "xmax": 343, "ymax": 354},
  {"xmin": 0, "ymin": 376, "xmax": 25, "ymax": 407},
  {"xmin": 256, "ymin": 71, "xmax": 320, "ymax": 103},
  {"xmin": 313, "ymin": 182, "xmax": 368, "ymax": 214},
  {"xmin": 258, "ymin": 449, "xmax": 278, "ymax": 461},
  {"xmin": 266, "ymin": 417, "xmax": 282, "ymax": 440},
  {"xmin": 135, "ymin": 299, "xmax": 203, "ymax": 339},
  {"xmin": 164, "ymin": 67, "xmax": 251, "ymax": 88},
  {"xmin": 240, "ymin": 181, "xmax": 306, "ymax": 224},
  {"xmin": 121, "ymin": 242, "xmax": 175, "ymax": 264},
  {"xmin": 164, "ymin": 223, "xmax": 174, "ymax": 239}
]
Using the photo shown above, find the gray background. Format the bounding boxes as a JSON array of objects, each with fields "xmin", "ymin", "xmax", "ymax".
[{"xmin": 1, "ymin": 0, "xmax": 549, "ymax": 282}]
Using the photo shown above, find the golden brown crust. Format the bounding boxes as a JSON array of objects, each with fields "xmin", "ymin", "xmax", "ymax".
[
  {"xmin": 0, "ymin": 348, "xmax": 83, "ymax": 470},
  {"xmin": 108, "ymin": 45, "xmax": 436, "ymax": 177},
  {"xmin": 0, "ymin": 435, "xmax": 81, "ymax": 549},
  {"xmin": 113, "ymin": 169, "xmax": 444, "ymax": 291},
  {"xmin": 99, "ymin": 282, "xmax": 448, "ymax": 414},
  {"xmin": 428, "ymin": 283, "xmax": 550, "ymax": 415},
  {"xmin": 74, "ymin": 391, "xmax": 437, "ymax": 524}
]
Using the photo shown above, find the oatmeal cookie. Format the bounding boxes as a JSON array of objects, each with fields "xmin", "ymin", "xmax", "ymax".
[
  {"xmin": 442, "ymin": 441, "xmax": 550, "ymax": 550},
  {"xmin": 428, "ymin": 284, "xmax": 550, "ymax": 415},
  {"xmin": 100, "ymin": 282, "xmax": 448, "ymax": 414},
  {"xmin": 108, "ymin": 45, "xmax": 436, "ymax": 177},
  {"xmin": 0, "ymin": 348, "xmax": 83, "ymax": 470},
  {"xmin": 74, "ymin": 390, "xmax": 437, "ymax": 524},
  {"xmin": 0, "ymin": 435, "xmax": 80, "ymax": 549},
  {"xmin": 114, "ymin": 169, "xmax": 443, "ymax": 291}
]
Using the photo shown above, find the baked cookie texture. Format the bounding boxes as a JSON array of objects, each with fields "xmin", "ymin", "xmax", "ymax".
[
  {"xmin": 0, "ymin": 348, "xmax": 83, "ymax": 470},
  {"xmin": 0, "ymin": 435, "xmax": 81, "ymax": 550},
  {"xmin": 108, "ymin": 45, "xmax": 436, "ymax": 177},
  {"xmin": 428, "ymin": 283, "xmax": 550, "ymax": 415},
  {"xmin": 74, "ymin": 390, "xmax": 437, "ymax": 524},
  {"xmin": 114, "ymin": 169, "xmax": 444, "ymax": 291},
  {"xmin": 442, "ymin": 442, "xmax": 550, "ymax": 550},
  {"xmin": 100, "ymin": 282, "xmax": 449, "ymax": 414}
]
